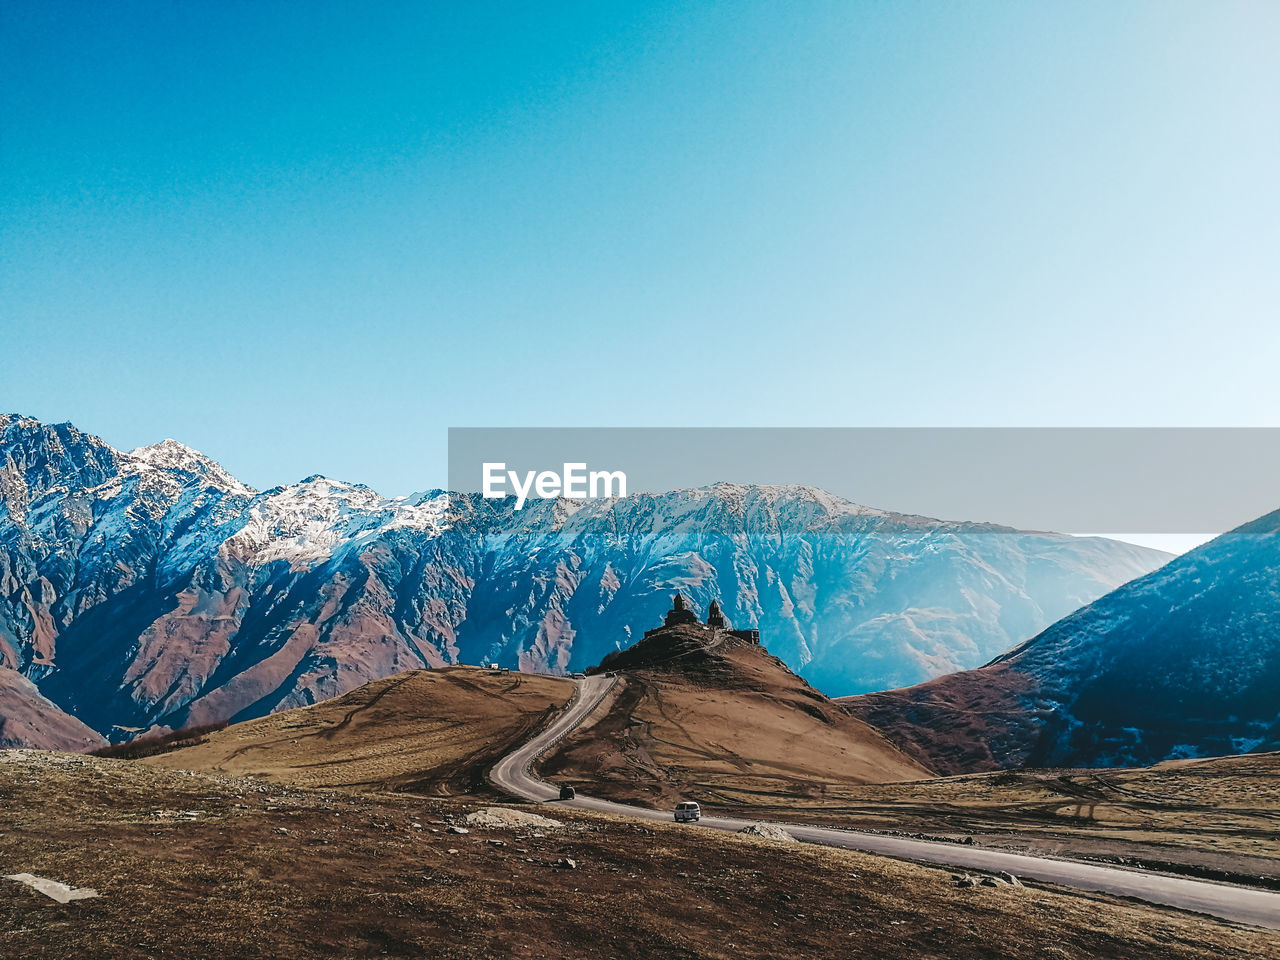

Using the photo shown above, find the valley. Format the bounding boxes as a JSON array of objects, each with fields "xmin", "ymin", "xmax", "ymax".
[
  {"xmin": 3, "ymin": 416, "xmax": 1279, "ymax": 956},
  {"xmin": 7, "ymin": 5, "xmax": 1274, "ymax": 956}
]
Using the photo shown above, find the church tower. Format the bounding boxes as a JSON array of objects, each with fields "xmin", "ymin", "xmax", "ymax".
[
  {"xmin": 663, "ymin": 592, "xmax": 700, "ymax": 627},
  {"xmin": 707, "ymin": 599, "xmax": 726, "ymax": 628}
]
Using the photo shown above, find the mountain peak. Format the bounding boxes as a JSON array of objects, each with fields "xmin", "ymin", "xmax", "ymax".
[
  {"xmin": 694, "ymin": 481, "xmax": 888, "ymax": 520},
  {"xmin": 131, "ymin": 437, "xmax": 200, "ymax": 457},
  {"xmin": 125, "ymin": 438, "xmax": 255, "ymax": 498},
  {"xmin": 226, "ymin": 476, "xmax": 450, "ymax": 567}
]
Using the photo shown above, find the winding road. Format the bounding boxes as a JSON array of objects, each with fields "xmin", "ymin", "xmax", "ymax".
[{"xmin": 491, "ymin": 675, "xmax": 1280, "ymax": 930}]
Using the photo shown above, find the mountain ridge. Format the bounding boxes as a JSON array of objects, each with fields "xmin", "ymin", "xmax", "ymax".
[{"xmin": 0, "ymin": 414, "xmax": 1170, "ymax": 747}]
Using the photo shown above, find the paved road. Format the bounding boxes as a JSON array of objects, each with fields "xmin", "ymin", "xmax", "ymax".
[
  {"xmin": 490, "ymin": 675, "xmax": 620, "ymax": 801},
  {"xmin": 490, "ymin": 675, "xmax": 1280, "ymax": 930}
]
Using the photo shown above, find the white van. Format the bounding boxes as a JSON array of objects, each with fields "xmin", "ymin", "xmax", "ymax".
[{"xmin": 674, "ymin": 801, "xmax": 701, "ymax": 823}]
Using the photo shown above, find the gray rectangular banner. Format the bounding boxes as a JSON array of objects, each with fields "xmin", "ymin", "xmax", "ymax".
[{"xmin": 448, "ymin": 427, "xmax": 1280, "ymax": 533}]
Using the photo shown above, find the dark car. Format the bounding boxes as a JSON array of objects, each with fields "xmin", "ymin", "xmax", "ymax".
[{"xmin": 559, "ymin": 785, "xmax": 576, "ymax": 800}]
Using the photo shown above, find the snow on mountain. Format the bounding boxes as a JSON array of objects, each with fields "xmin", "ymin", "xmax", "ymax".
[
  {"xmin": 125, "ymin": 438, "xmax": 256, "ymax": 499},
  {"xmin": 226, "ymin": 478, "xmax": 449, "ymax": 566},
  {"xmin": 0, "ymin": 416, "xmax": 1173, "ymax": 747}
]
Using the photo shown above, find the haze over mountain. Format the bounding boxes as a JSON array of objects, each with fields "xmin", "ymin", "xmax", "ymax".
[
  {"xmin": 842, "ymin": 514, "xmax": 1280, "ymax": 773},
  {"xmin": 0, "ymin": 414, "xmax": 1168, "ymax": 746}
]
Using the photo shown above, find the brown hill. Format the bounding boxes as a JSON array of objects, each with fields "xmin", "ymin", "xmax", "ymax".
[
  {"xmin": 544, "ymin": 610, "xmax": 932, "ymax": 810},
  {"xmin": 145, "ymin": 667, "xmax": 572, "ymax": 794},
  {"xmin": 838, "ymin": 663, "xmax": 1041, "ymax": 776},
  {"xmin": 0, "ymin": 666, "xmax": 105, "ymax": 751}
]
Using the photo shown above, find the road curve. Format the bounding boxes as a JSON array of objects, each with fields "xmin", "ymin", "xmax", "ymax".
[
  {"xmin": 490, "ymin": 675, "xmax": 619, "ymax": 801},
  {"xmin": 490, "ymin": 676, "xmax": 1280, "ymax": 931}
]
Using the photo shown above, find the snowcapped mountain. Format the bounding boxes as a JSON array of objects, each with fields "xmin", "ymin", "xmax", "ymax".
[
  {"xmin": 842, "ymin": 513, "xmax": 1280, "ymax": 773},
  {"xmin": 0, "ymin": 414, "xmax": 1170, "ymax": 747},
  {"xmin": 226, "ymin": 477, "xmax": 449, "ymax": 566}
]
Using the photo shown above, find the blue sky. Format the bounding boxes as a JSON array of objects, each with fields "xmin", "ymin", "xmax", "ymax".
[{"xmin": 2, "ymin": 1, "xmax": 1278, "ymax": 500}]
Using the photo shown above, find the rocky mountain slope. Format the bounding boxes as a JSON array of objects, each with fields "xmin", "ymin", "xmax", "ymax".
[
  {"xmin": 842, "ymin": 514, "xmax": 1280, "ymax": 773},
  {"xmin": 0, "ymin": 414, "xmax": 1168, "ymax": 745},
  {"xmin": 0, "ymin": 666, "xmax": 105, "ymax": 750}
]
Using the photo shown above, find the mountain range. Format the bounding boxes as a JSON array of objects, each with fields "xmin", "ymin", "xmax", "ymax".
[{"xmin": 0, "ymin": 413, "xmax": 1168, "ymax": 747}]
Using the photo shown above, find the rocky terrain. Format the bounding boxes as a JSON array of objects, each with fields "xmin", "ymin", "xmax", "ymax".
[
  {"xmin": 0, "ymin": 414, "xmax": 1168, "ymax": 747},
  {"xmin": 842, "ymin": 515, "xmax": 1280, "ymax": 772},
  {"xmin": 2, "ymin": 750, "xmax": 1273, "ymax": 960}
]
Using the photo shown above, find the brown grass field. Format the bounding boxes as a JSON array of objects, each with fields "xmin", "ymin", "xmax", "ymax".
[
  {"xmin": 2, "ymin": 750, "xmax": 1275, "ymax": 960},
  {"xmin": 143, "ymin": 667, "xmax": 573, "ymax": 794},
  {"xmin": 747, "ymin": 752, "xmax": 1280, "ymax": 887},
  {"xmin": 544, "ymin": 672, "xmax": 1280, "ymax": 887},
  {"xmin": 151, "ymin": 658, "xmax": 1280, "ymax": 891}
]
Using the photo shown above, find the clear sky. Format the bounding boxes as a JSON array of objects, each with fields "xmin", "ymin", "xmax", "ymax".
[{"xmin": 2, "ymin": 1, "xmax": 1277, "ymax": 503}]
